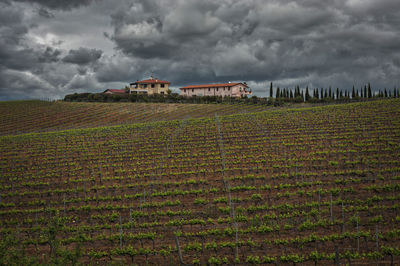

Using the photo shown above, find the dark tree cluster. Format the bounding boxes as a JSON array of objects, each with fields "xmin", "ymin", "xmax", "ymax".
[
  {"xmin": 63, "ymin": 92, "xmax": 274, "ymax": 105},
  {"xmin": 268, "ymin": 82, "xmax": 399, "ymax": 104}
]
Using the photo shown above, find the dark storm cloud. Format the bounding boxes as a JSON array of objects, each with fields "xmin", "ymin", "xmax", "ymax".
[
  {"xmin": 0, "ymin": 2, "xmax": 60, "ymax": 69},
  {"xmin": 107, "ymin": 0, "xmax": 400, "ymax": 94},
  {"xmin": 62, "ymin": 47, "xmax": 103, "ymax": 65},
  {"xmin": 13, "ymin": 0, "xmax": 94, "ymax": 10},
  {"xmin": 1, "ymin": 0, "xmax": 400, "ymax": 100},
  {"xmin": 0, "ymin": 1, "xmax": 98, "ymax": 100},
  {"xmin": 0, "ymin": 1, "xmax": 34, "ymax": 71},
  {"xmin": 38, "ymin": 7, "xmax": 55, "ymax": 18}
]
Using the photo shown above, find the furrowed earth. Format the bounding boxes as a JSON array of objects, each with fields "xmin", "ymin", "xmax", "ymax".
[{"xmin": 0, "ymin": 99, "xmax": 399, "ymax": 265}]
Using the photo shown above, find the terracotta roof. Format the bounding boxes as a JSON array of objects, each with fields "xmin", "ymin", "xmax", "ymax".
[
  {"xmin": 134, "ymin": 78, "xmax": 170, "ymax": 84},
  {"xmin": 179, "ymin": 82, "xmax": 248, "ymax": 90},
  {"xmin": 104, "ymin": 89, "xmax": 126, "ymax": 93}
]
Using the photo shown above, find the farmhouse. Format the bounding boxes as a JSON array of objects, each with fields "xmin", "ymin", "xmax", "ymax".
[
  {"xmin": 179, "ymin": 82, "xmax": 252, "ymax": 97},
  {"xmin": 103, "ymin": 89, "xmax": 126, "ymax": 94},
  {"xmin": 130, "ymin": 76, "xmax": 170, "ymax": 95}
]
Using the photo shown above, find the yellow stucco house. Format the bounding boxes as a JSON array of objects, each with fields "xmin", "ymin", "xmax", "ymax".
[{"xmin": 129, "ymin": 76, "xmax": 170, "ymax": 95}]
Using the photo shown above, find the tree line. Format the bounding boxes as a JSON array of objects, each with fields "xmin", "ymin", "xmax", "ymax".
[
  {"xmin": 64, "ymin": 92, "xmax": 258, "ymax": 104},
  {"xmin": 268, "ymin": 82, "xmax": 399, "ymax": 103}
]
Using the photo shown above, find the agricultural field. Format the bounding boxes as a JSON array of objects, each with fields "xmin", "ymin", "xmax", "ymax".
[
  {"xmin": 0, "ymin": 100, "xmax": 275, "ymax": 136},
  {"xmin": 0, "ymin": 99, "xmax": 400, "ymax": 265}
]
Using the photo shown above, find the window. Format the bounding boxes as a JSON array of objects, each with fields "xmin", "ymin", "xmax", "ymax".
[
  {"xmin": 151, "ymin": 84, "xmax": 155, "ymax": 88},
  {"xmin": 208, "ymin": 88, "xmax": 210, "ymax": 91},
  {"xmin": 216, "ymin": 88, "xmax": 219, "ymax": 91},
  {"xmin": 160, "ymin": 92, "xmax": 164, "ymax": 94},
  {"xmin": 184, "ymin": 89, "xmax": 186, "ymax": 93},
  {"xmin": 224, "ymin": 88, "xmax": 225, "ymax": 91},
  {"xmin": 192, "ymin": 89, "xmax": 194, "ymax": 92},
  {"xmin": 161, "ymin": 84, "xmax": 165, "ymax": 88},
  {"xmin": 228, "ymin": 88, "xmax": 230, "ymax": 91},
  {"xmin": 144, "ymin": 84, "xmax": 147, "ymax": 88}
]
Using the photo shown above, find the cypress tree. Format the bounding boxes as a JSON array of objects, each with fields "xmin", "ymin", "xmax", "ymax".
[
  {"xmin": 384, "ymin": 89, "xmax": 388, "ymax": 97},
  {"xmin": 329, "ymin": 87, "xmax": 332, "ymax": 98},
  {"xmin": 324, "ymin": 89, "xmax": 328, "ymax": 99},
  {"xmin": 352, "ymin": 86, "xmax": 355, "ymax": 98},
  {"xmin": 270, "ymin": 82, "xmax": 273, "ymax": 98},
  {"xmin": 364, "ymin": 85, "xmax": 367, "ymax": 98},
  {"xmin": 290, "ymin": 90, "xmax": 293, "ymax": 99},
  {"xmin": 276, "ymin": 87, "xmax": 280, "ymax": 99},
  {"xmin": 301, "ymin": 90, "xmax": 304, "ymax": 102},
  {"xmin": 368, "ymin": 83, "xmax": 372, "ymax": 98},
  {"xmin": 356, "ymin": 89, "xmax": 359, "ymax": 98},
  {"xmin": 305, "ymin": 86, "xmax": 310, "ymax": 102},
  {"xmin": 336, "ymin": 88, "xmax": 339, "ymax": 100},
  {"xmin": 316, "ymin": 88, "xmax": 319, "ymax": 99},
  {"xmin": 393, "ymin": 88, "xmax": 397, "ymax": 98}
]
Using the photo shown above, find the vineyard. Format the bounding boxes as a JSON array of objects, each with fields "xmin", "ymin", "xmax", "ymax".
[
  {"xmin": 0, "ymin": 100, "xmax": 274, "ymax": 136},
  {"xmin": 1, "ymin": 99, "xmax": 400, "ymax": 265}
]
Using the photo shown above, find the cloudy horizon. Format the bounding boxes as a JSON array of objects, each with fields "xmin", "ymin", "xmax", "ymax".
[{"xmin": 1, "ymin": 0, "xmax": 400, "ymax": 100}]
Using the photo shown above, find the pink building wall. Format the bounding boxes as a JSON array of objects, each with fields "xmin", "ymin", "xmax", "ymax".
[{"xmin": 180, "ymin": 84, "xmax": 251, "ymax": 98}]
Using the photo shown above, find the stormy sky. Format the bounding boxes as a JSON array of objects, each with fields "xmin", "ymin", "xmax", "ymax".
[{"xmin": 1, "ymin": 0, "xmax": 400, "ymax": 100}]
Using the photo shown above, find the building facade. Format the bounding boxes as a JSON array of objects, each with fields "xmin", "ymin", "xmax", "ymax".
[
  {"xmin": 179, "ymin": 82, "xmax": 252, "ymax": 97},
  {"xmin": 130, "ymin": 76, "xmax": 170, "ymax": 95}
]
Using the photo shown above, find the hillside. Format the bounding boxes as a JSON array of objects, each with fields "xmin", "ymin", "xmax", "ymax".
[
  {"xmin": 0, "ymin": 99, "xmax": 400, "ymax": 264},
  {"xmin": 0, "ymin": 100, "xmax": 275, "ymax": 136}
]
